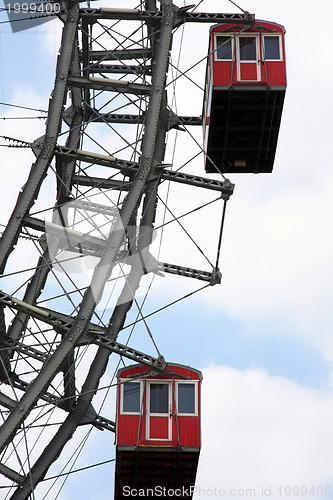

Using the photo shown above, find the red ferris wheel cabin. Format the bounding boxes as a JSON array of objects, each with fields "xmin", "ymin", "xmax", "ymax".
[
  {"xmin": 114, "ymin": 363, "xmax": 202, "ymax": 499},
  {"xmin": 203, "ymin": 20, "xmax": 287, "ymax": 174}
]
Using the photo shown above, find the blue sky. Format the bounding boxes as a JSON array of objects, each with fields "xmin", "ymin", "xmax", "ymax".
[
  {"xmin": 146, "ymin": 299, "xmax": 330, "ymax": 389},
  {"xmin": 1, "ymin": 0, "xmax": 333, "ymax": 499}
]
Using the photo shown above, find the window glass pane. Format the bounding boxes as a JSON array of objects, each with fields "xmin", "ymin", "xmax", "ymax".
[
  {"xmin": 123, "ymin": 382, "xmax": 140, "ymax": 412},
  {"xmin": 178, "ymin": 383, "xmax": 195, "ymax": 413},
  {"xmin": 216, "ymin": 36, "xmax": 232, "ymax": 60},
  {"xmin": 150, "ymin": 383, "xmax": 169, "ymax": 413},
  {"xmin": 264, "ymin": 36, "xmax": 280, "ymax": 59},
  {"xmin": 239, "ymin": 37, "xmax": 256, "ymax": 60}
]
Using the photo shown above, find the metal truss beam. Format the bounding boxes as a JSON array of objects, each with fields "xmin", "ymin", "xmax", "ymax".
[
  {"xmin": 68, "ymin": 76, "xmax": 151, "ymax": 95},
  {"xmin": 80, "ymin": 8, "xmax": 255, "ymax": 26},
  {"xmin": 162, "ymin": 262, "xmax": 221, "ymax": 285},
  {"xmin": 73, "ymin": 170, "xmax": 234, "ymax": 197},
  {"xmin": 56, "ymin": 147, "xmax": 234, "ymax": 194},
  {"xmin": 161, "ymin": 171, "xmax": 234, "ymax": 198},
  {"xmin": 87, "ymin": 48, "xmax": 153, "ymax": 62},
  {"xmin": 73, "ymin": 174, "xmax": 132, "ymax": 191},
  {"xmin": 0, "ymin": 291, "xmax": 166, "ymax": 371},
  {"xmin": 87, "ymin": 112, "xmax": 202, "ymax": 126},
  {"xmin": 88, "ymin": 64, "xmax": 152, "ymax": 75}
]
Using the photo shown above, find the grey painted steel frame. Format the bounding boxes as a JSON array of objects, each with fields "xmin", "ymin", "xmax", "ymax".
[{"xmin": 0, "ymin": 0, "xmax": 176, "ymax": 497}]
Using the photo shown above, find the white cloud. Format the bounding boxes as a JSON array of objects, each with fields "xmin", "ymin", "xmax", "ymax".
[
  {"xmin": 40, "ymin": 17, "xmax": 63, "ymax": 59},
  {"xmin": 197, "ymin": 159, "xmax": 333, "ymax": 360},
  {"xmin": 0, "ymin": 86, "xmax": 50, "ymax": 217},
  {"xmin": 196, "ymin": 365, "xmax": 333, "ymax": 499}
]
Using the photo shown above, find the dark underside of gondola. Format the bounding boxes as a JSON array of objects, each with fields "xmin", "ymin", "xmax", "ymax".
[
  {"xmin": 205, "ymin": 87, "xmax": 286, "ymax": 174},
  {"xmin": 114, "ymin": 446, "xmax": 200, "ymax": 499}
]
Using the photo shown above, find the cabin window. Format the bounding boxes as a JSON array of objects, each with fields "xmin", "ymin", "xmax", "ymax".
[
  {"xmin": 239, "ymin": 37, "xmax": 257, "ymax": 60},
  {"xmin": 264, "ymin": 35, "xmax": 281, "ymax": 60},
  {"xmin": 150, "ymin": 383, "xmax": 169, "ymax": 413},
  {"xmin": 215, "ymin": 36, "xmax": 233, "ymax": 60},
  {"xmin": 177, "ymin": 383, "xmax": 195, "ymax": 414},
  {"xmin": 122, "ymin": 381, "xmax": 141, "ymax": 413}
]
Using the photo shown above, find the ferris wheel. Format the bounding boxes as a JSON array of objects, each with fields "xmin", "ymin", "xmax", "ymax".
[{"xmin": 0, "ymin": 0, "xmax": 286, "ymax": 498}]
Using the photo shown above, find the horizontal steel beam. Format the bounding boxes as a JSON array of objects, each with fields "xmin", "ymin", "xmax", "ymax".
[
  {"xmin": 55, "ymin": 146, "xmax": 234, "ymax": 195},
  {"xmin": 79, "ymin": 8, "xmax": 255, "ymax": 26},
  {"xmin": 73, "ymin": 175, "xmax": 132, "ymax": 191},
  {"xmin": 88, "ymin": 64, "xmax": 152, "ymax": 75},
  {"xmin": 162, "ymin": 262, "xmax": 222, "ymax": 285},
  {"xmin": 88, "ymin": 111, "xmax": 202, "ymax": 126},
  {"xmin": 161, "ymin": 170, "xmax": 234, "ymax": 197},
  {"xmin": 86, "ymin": 48, "xmax": 153, "ymax": 62},
  {"xmin": 68, "ymin": 76, "xmax": 151, "ymax": 95},
  {"xmin": 79, "ymin": 333, "xmax": 166, "ymax": 372}
]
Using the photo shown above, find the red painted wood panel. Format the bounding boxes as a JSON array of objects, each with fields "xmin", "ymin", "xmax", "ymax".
[
  {"xmin": 239, "ymin": 63, "xmax": 258, "ymax": 81},
  {"xmin": 211, "ymin": 21, "xmax": 287, "ymax": 87},
  {"xmin": 149, "ymin": 416, "xmax": 169, "ymax": 440},
  {"xmin": 117, "ymin": 414, "xmax": 141, "ymax": 446},
  {"xmin": 116, "ymin": 364, "xmax": 202, "ymax": 449}
]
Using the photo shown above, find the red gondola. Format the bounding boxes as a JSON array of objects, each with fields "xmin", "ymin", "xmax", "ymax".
[
  {"xmin": 114, "ymin": 363, "xmax": 202, "ymax": 499},
  {"xmin": 203, "ymin": 20, "xmax": 287, "ymax": 174}
]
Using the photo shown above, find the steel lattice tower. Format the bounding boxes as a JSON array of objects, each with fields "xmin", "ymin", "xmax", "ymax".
[{"xmin": 0, "ymin": 1, "xmax": 253, "ymax": 497}]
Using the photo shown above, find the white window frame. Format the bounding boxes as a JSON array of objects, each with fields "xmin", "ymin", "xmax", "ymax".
[
  {"xmin": 147, "ymin": 381, "xmax": 171, "ymax": 416},
  {"xmin": 120, "ymin": 379, "xmax": 143, "ymax": 415},
  {"xmin": 236, "ymin": 34, "xmax": 261, "ymax": 82},
  {"xmin": 214, "ymin": 34, "xmax": 234, "ymax": 61},
  {"xmin": 146, "ymin": 380, "xmax": 172, "ymax": 441},
  {"xmin": 263, "ymin": 34, "xmax": 283, "ymax": 61},
  {"xmin": 175, "ymin": 380, "xmax": 198, "ymax": 417}
]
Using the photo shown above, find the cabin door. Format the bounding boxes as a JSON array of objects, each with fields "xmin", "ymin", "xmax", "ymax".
[
  {"xmin": 236, "ymin": 34, "xmax": 261, "ymax": 82},
  {"xmin": 146, "ymin": 381, "xmax": 173, "ymax": 441}
]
